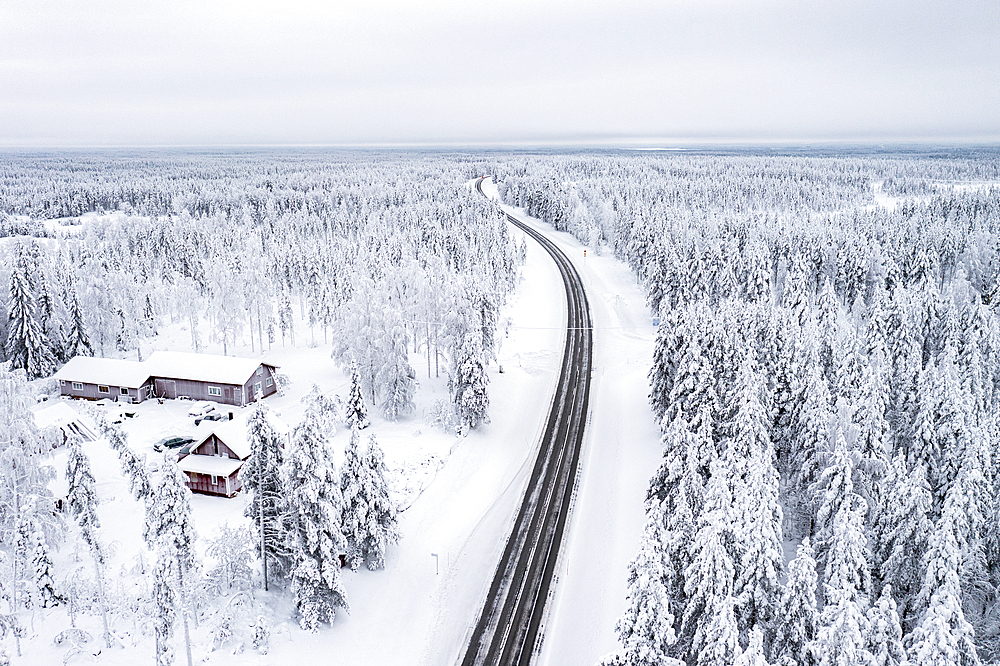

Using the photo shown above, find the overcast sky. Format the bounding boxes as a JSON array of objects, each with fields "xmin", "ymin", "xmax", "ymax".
[{"xmin": 2, "ymin": 0, "xmax": 998, "ymax": 147}]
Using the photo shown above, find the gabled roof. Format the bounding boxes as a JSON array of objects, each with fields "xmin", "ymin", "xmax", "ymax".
[
  {"xmin": 178, "ymin": 454, "xmax": 244, "ymax": 478},
  {"xmin": 145, "ymin": 351, "xmax": 278, "ymax": 387},
  {"xmin": 195, "ymin": 409, "xmax": 290, "ymax": 460},
  {"xmin": 54, "ymin": 356, "xmax": 151, "ymax": 388}
]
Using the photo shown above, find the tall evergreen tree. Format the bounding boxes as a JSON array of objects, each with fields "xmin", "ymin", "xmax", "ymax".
[
  {"xmin": 771, "ymin": 539, "xmax": 819, "ymax": 666},
  {"xmin": 66, "ymin": 437, "xmax": 111, "ymax": 649},
  {"xmin": 5, "ymin": 253, "xmax": 55, "ymax": 379},
  {"xmin": 615, "ymin": 499, "xmax": 684, "ymax": 666},
  {"xmin": 865, "ymin": 586, "xmax": 905, "ymax": 666},
  {"xmin": 242, "ymin": 403, "xmax": 289, "ymax": 590},
  {"xmin": 283, "ymin": 403, "xmax": 349, "ymax": 631},
  {"xmin": 345, "ymin": 364, "xmax": 370, "ymax": 430}
]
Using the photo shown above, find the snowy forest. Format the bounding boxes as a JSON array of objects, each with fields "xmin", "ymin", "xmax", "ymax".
[
  {"xmin": 2, "ymin": 147, "xmax": 1000, "ymax": 664},
  {"xmin": 0, "ymin": 151, "xmax": 518, "ymax": 425},
  {"xmin": 0, "ymin": 150, "xmax": 521, "ymax": 662},
  {"xmin": 495, "ymin": 150, "xmax": 1000, "ymax": 665}
]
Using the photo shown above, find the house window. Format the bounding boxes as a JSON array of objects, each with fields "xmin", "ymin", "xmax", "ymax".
[
  {"xmin": 255, "ymin": 381, "xmax": 262, "ymax": 396},
  {"xmin": 211, "ymin": 475, "xmax": 218, "ymax": 486},
  {"xmin": 208, "ymin": 386, "xmax": 222, "ymax": 397},
  {"xmin": 266, "ymin": 377, "xmax": 273, "ymax": 387},
  {"xmin": 120, "ymin": 387, "xmax": 129, "ymax": 396},
  {"xmin": 72, "ymin": 382, "xmax": 83, "ymax": 391},
  {"xmin": 256, "ymin": 367, "xmax": 263, "ymax": 376},
  {"xmin": 98, "ymin": 385, "xmax": 109, "ymax": 394}
]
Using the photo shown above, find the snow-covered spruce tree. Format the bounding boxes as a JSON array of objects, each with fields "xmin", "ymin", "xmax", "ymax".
[
  {"xmin": 646, "ymin": 415, "xmax": 702, "ymax": 619},
  {"xmin": 727, "ymin": 353, "xmax": 782, "ymax": 638},
  {"xmin": 144, "ymin": 464, "xmax": 199, "ymax": 666},
  {"xmin": 152, "ymin": 554, "xmax": 178, "ymax": 666},
  {"xmin": 63, "ymin": 283, "xmax": 92, "ymax": 359},
  {"xmin": 242, "ymin": 403, "xmax": 289, "ymax": 590},
  {"xmin": 614, "ymin": 498, "xmax": 684, "ymax": 666},
  {"xmin": 771, "ymin": 538, "xmax": 819, "ymax": 666},
  {"xmin": 5, "ymin": 252, "xmax": 55, "ymax": 379},
  {"xmin": 865, "ymin": 586, "xmax": 905, "ymax": 666},
  {"xmin": 812, "ymin": 421, "xmax": 861, "ymax": 586},
  {"xmin": 875, "ymin": 458, "xmax": 932, "ymax": 632},
  {"xmin": 345, "ymin": 364, "xmax": 370, "ymax": 430},
  {"xmin": 282, "ymin": 403, "xmax": 349, "ymax": 631},
  {"xmin": 65, "ymin": 436, "xmax": 111, "ymax": 649},
  {"xmin": 734, "ymin": 626, "xmax": 771, "ymax": 666},
  {"xmin": 683, "ymin": 457, "xmax": 738, "ymax": 665},
  {"xmin": 452, "ymin": 329, "xmax": 490, "ymax": 431},
  {"xmin": 340, "ymin": 426, "xmax": 367, "ymax": 571},
  {"xmin": 359, "ymin": 434, "xmax": 399, "ymax": 570},
  {"xmin": 664, "ymin": 308, "xmax": 720, "ymax": 435},
  {"xmin": 907, "ymin": 496, "xmax": 979, "ymax": 666},
  {"xmin": 810, "ymin": 501, "xmax": 874, "ymax": 666},
  {"xmin": 14, "ymin": 507, "xmax": 60, "ymax": 609}
]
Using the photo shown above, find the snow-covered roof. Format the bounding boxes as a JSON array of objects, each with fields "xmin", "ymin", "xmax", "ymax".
[
  {"xmin": 178, "ymin": 454, "xmax": 243, "ymax": 477},
  {"xmin": 196, "ymin": 410, "xmax": 290, "ymax": 460},
  {"xmin": 53, "ymin": 356, "xmax": 151, "ymax": 388},
  {"xmin": 145, "ymin": 351, "xmax": 277, "ymax": 387},
  {"xmin": 31, "ymin": 402, "xmax": 99, "ymax": 442}
]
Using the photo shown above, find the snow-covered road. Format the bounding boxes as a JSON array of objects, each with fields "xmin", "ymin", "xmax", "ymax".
[{"xmin": 479, "ymin": 179, "xmax": 663, "ymax": 666}]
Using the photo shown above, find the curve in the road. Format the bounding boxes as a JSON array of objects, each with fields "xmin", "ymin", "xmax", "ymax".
[{"xmin": 462, "ymin": 178, "xmax": 593, "ymax": 666}]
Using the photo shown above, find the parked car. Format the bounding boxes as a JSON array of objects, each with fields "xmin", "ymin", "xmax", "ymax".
[
  {"xmin": 154, "ymin": 436, "xmax": 196, "ymax": 452},
  {"xmin": 187, "ymin": 401, "xmax": 218, "ymax": 418},
  {"xmin": 195, "ymin": 411, "xmax": 225, "ymax": 426}
]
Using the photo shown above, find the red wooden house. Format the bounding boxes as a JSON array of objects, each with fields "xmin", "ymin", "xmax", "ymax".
[{"xmin": 177, "ymin": 411, "xmax": 289, "ymax": 497}]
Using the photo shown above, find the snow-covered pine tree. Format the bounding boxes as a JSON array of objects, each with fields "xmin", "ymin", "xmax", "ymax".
[
  {"xmin": 144, "ymin": 464, "xmax": 199, "ymax": 666},
  {"xmin": 865, "ymin": 586, "xmax": 905, "ymax": 666},
  {"xmin": 5, "ymin": 252, "xmax": 55, "ymax": 379},
  {"xmin": 282, "ymin": 403, "xmax": 349, "ymax": 631},
  {"xmin": 242, "ymin": 403, "xmax": 288, "ymax": 590},
  {"xmin": 771, "ymin": 538, "xmax": 818, "ymax": 666},
  {"xmin": 340, "ymin": 426, "xmax": 367, "ymax": 571},
  {"xmin": 452, "ymin": 330, "xmax": 490, "ymax": 431},
  {"xmin": 810, "ymin": 501, "xmax": 874, "ymax": 666},
  {"xmin": 345, "ymin": 364, "xmax": 370, "ymax": 430},
  {"xmin": 683, "ymin": 457, "xmax": 738, "ymax": 665},
  {"xmin": 615, "ymin": 498, "xmax": 684, "ymax": 666},
  {"xmin": 152, "ymin": 554, "xmax": 177, "ymax": 666},
  {"xmin": 875, "ymin": 458, "xmax": 932, "ymax": 632},
  {"xmin": 359, "ymin": 434, "xmax": 399, "ymax": 570},
  {"xmin": 734, "ymin": 626, "xmax": 771, "ymax": 666},
  {"xmin": 65, "ymin": 436, "xmax": 111, "ymax": 648},
  {"xmin": 14, "ymin": 507, "xmax": 60, "ymax": 609}
]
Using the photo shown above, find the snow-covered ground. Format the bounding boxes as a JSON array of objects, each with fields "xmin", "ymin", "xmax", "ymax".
[{"xmin": 23, "ymin": 181, "xmax": 661, "ymax": 666}]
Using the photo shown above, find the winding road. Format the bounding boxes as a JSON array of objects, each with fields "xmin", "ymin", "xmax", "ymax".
[{"xmin": 462, "ymin": 178, "xmax": 593, "ymax": 666}]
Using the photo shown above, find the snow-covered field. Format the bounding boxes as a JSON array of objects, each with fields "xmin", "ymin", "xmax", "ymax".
[{"xmin": 21, "ymin": 186, "xmax": 660, "ymax": 665}]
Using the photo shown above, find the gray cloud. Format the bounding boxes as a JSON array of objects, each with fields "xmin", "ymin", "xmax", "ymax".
[{"xmin": 1, "ymin": 0, "xmax": 998, "ymax": 145}]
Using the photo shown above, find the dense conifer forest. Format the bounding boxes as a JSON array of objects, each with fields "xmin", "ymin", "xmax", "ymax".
[{"xmin": 493, "ymin": 148, "xmax": 1000, "ymax": 665}]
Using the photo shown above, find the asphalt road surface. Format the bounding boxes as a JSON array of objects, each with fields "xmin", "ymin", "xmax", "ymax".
[{"xmin": 463, "ymin": 178, "xmax": 593, "ymax": 666}]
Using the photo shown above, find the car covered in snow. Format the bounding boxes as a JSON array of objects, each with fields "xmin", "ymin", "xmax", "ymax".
[
  {"xmin": 154, "ymin": 435, "xmax": 196, "ymax": 452},
  {"xmin": 194, "ymin": 411, "xmax": 226, "ymax": 426},
  {"xmin": 187, "ymin": 401, "xmax": 218, "ymax": 418}
]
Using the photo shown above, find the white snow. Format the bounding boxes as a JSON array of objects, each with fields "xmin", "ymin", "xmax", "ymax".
[
  {"xmin": 145, "ymin": 350, "xmax": 275, "ymax": 386},
  {"xmin": 21, "ymin": 179, "xmax": 660, "ymax": 666}
]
